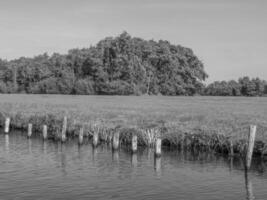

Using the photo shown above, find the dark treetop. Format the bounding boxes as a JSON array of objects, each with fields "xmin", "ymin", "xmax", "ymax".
[
  {"xmin": 0, "ymin": 32, "xmax": 266, "ymax": 96},
  {"xmin": 0, "ymin": 32, "xmax": 208, "ymax": 95}
]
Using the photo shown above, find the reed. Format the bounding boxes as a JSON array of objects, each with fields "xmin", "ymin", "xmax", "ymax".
[{"xmin": 0, "ymin": 95, "xmax": 266, "ymax": 159}]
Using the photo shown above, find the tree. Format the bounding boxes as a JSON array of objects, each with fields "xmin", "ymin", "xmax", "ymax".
[{"xmin": 0, "ymin": 32, "xmax": 208, "ymax": 96}]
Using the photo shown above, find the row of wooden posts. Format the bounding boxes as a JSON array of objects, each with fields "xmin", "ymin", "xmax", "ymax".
[
  {"xmin": 3, "ymin": 117, "xmax": 162, "ymax": 157},
  {"xmin": 3, "ymin": 117, "xmax": 256, "ymax": 168}
]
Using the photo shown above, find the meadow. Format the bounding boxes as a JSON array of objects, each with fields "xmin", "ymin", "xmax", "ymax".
[{"xmin": 0, "ymin": 94, "xmax": 267, "ymax": 155}]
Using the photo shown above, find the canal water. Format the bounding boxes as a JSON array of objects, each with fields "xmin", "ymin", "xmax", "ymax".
[{"xmin": 1, "ymin": 131, "xmax": 267, "ymax": 200}]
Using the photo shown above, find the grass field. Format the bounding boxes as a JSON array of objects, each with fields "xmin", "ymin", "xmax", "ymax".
[{"xmin": 0, "ymin": 94, "xmax": 267, "ymax": 154}]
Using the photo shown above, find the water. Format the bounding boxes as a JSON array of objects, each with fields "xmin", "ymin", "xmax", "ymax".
[{"xmin": 1, "ymin": 132, "xmax": 267, "ymax": 200}]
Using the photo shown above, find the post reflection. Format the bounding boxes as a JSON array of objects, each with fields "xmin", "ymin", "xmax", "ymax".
[
  {"xmin": 42, "ymin": 141, "xmax": 47, "ymax": 154},
  {"xmin": 92, "ymin": 146, "xmax": 98, "ymax": 162},
  {"xmin": 229, "ymin": 156, "xmax": 233, "ymax": 172},
  {"xmin": 131, "ymin": 153, "xmax": 137, "ymax": 167},
  {"xmin": 244, "ymin": 170, "xmax": 255, "ymax": 200},
  {"xmin": 5, "ymin": 134, "xmax": 9, "ymax": 152},
  {"xmin": 27, "ymin": 138, "xmax": 32, "ymax": 154},
  {"xmin": 147, "ymin": 148, "xmax": 153, "ymax": 161},
  {"xmin": 112, "ymin": 150, "xmax": 119, "ymax": 163},
  {"xmin": 154, "ymin": 156, "xmax": 162, "ymax": 177},
  {"xmin": 60, "ymin": 143, "xmax": 67, "ymax": 175}
]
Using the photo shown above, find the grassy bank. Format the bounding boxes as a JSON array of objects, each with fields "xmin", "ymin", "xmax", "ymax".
[{"xmin": 0, "ymin": 94, "xmax": 267, "ymax": 156}]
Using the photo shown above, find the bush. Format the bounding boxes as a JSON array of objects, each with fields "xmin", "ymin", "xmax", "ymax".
[
  {"xmin": 0, "ymin": 81, "xmax": 7, "ymax": 93},
  {"xmin": 73, "ymin": 79, "xmax": 95, "ymax": 95}
]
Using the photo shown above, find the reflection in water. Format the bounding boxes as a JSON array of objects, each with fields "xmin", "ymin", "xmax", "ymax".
[
  {"xmin": 229, "ymin": 156, "xmax": 233, "ymax": 172},
  {"xmin": 259, "ymin": 159, "xmax": 267, "ymax": 173},
  {"xmin": 92, "ymin": 147, "xmax": 98, "ymax": 162},
  {"xmin": 1, "ymin": 132, "xmax": 267, "ymax": 200},
  {"xmin": 154, "ymin": 156, "xmax": 162, "ymax": 177},
  {"xmin": 5, "ymin": 134, "xmax": 9, "ymax": 152},
  {"xmin": 131, "ymin": 153, "xmax": 137, "ymax": 167},
  {"xmin": 28, "ymin": 139, "xmax": 32, "ymax": 154},
  {"xmin": 244, "ymin": 170, "xmax": 255, "ymax": 200},
  {"xmin": 60, "ymin": 143, "xmax": 67, "ymax": 175},
  {"xmin": 112, "ymin": 150, "xmax": 119, "ymax": 163},
  {"xmin": 147, "ymin": 148, "xmax": 153, "ymax": 161},
  {"xmin": 42, "ymin": 141, "xmax": 47, "ymax": 154}
]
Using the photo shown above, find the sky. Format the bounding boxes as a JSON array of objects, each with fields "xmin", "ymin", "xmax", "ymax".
[{"xmin": 0, "ymin": 0, "xmax": 266, "ymax": 82}]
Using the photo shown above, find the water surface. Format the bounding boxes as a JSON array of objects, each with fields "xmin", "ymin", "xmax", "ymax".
[{"xmin": 1, "ymin": 131, "xmax": 267, "ymax": 200}]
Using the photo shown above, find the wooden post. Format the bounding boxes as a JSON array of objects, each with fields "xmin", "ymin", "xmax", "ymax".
[
  {"xmin": 112, "ymin": 131, "xmax": 120, "ymax": 150},
  {"xmin": 93, "ymin": 131, "xmax": 99, "ymax": 147},
  {"xmin": 229, "ymin": 140, "xmax": 234, "ymax": 156},
  {"xmin": 61, "ymin": 116, "xmax": 67, "ymax": 142},
  {"xmin": 154, "ymin": 138, "xmax": 162, "ymax": 157},
  {"xmin": 43, "ymin": 125, "xmax": 48, "ymax": 140},
  {"xmin": 79, "ymin": 127, "xmax": 84, "ymax": 145},
  {"xmin": 132, "ymin": 134, "xmax": 138, "ymax": 153},
  {"xmin": 27, "ymin": 123, "xmax": 32, "ymax": 138},
  {"xmin": 108, "ymin": 132, "xmax": 113, "ymax": 143},
  {"xmin": 246, "ymin": 125, "xmax": 257, "ymax": 169},
  {"xmin": 4, "ymin": 117, "xmax": 10, "ymax": 134}
]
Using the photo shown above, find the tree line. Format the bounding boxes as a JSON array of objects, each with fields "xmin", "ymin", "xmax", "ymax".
[
  {"xmin": 0, "ymin": 32, "xmax": 266, "ymax": 96},
  {"xmin": 205, "ymin": 77, "xmax": 267, "ymax": 96}
]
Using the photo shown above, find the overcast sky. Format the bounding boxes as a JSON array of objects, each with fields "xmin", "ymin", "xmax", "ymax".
[{"xmin": 0, "ymin": 0, "xmax": 266, "ymax": 82}]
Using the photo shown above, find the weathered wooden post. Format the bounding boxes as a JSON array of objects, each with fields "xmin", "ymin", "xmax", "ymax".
[
  {"xmin": 61, "ymin": 116, "xmax": 67, "ymax": 142},
  {"xmin": 43, "ymin": 125, "xmax": 47, "ymax": 140},
  {"xmin": 112, "ymin": 131, "xmax": 120, "ymax": 150},
  {"xmin": 4, "ymin": 117, "xmax": 10, "ymax": 134},
  {"xmin": 27, "ymin": 123, "xmax": 32, "ymax": 138},
  {"xmin": 78, "ymin": 127, "xmax": 84, "ymax": 145},
  {"xmin": 229, "ymin": 140, "xmax": 234, "ymax": 156},
  {"xmin": 246, "ymin": 125, "xmax": 257, "ymax": 169},
  {"xmin": 132, "ymin": 134, "xmax": 138, "ymax": 153},
  {"xmin": 154, "ymin": 137, "xmax": 162, "ymax": 157},
  {"xmin": 93, "ymin": 131, "xmax": 99, "ymax": 147},
  {"xmin": 108, "ymin": 131, "xmax": 113, "ymax": 143}
]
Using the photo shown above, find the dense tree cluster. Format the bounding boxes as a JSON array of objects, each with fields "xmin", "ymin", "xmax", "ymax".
[
  {"xmin": 205, "ymin": 77, "xmax": 267, "ymax": 96},
  {"xmin": 1, "ymin": 32, "xmax": 266, "ymax": 96},
  {"xmin": 0, "ymin": 32, "xmax": 208, "ymax": 95}
]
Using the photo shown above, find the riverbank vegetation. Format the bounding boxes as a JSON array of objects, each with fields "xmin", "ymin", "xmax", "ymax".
[{"xmin": 0, "ymin": 94, "xmax": 266, "ymax": 156}]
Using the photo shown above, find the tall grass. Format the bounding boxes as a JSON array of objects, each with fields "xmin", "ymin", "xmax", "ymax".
[{"xmin": 0, "ymin": 94, "xmax": 267, "ymax": 156}]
